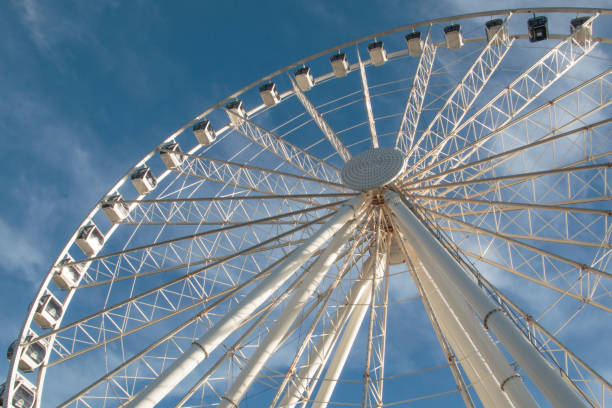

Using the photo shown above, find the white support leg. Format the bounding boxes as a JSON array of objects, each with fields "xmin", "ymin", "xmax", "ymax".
[
  {"xmin": 124, "ymin": 196, "xmax": 367, "ymax": 408},
  {"xmin": 401, "ymin": 238, "xmax": 537, "ymax": 408},
  {"xmin": 415, "ymin": 258, "xmax": 514, "ymax": 408},
  {"xmin": 400, "ymin": 243, "xmax": 508, "ymax": 408},
  {"xmin": 219, "ymin": 216, "xmax": 364, "ymax": 408},
  {"xmin": 311, "ymin": 266, "xmax": 376, "ymax": 408},
  {"xmin": 280, "ymin": 255, "xmax": 383, "ymax": 408},
  {"xmin": 384, "ymin": 190, "xmax": 588, "ymax": 408}
]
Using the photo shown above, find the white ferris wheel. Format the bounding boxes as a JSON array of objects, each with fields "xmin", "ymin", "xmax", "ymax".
[{"xmin": 2, "ymin": 7, "xmax": 612, "ymax": 408}]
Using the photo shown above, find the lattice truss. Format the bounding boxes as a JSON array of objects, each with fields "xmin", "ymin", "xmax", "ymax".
[{"xmin": 7, "ymin": 9, "xmax": 612, "ymax": 408}]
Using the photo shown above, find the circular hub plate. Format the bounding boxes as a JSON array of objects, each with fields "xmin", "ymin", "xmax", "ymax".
[{"xmin": 341, "ymin": 147, "xmax": 405, "ymax": 191}]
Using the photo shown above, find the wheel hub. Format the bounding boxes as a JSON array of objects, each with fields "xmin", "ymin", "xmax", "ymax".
[{"xmin": 340, "ymin": 147, "xmax": 405, "ymax": 191}]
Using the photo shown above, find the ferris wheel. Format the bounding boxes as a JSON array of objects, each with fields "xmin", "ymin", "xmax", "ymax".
[{"xmin": 3, "ymin": 7, "xmax": 612, "ymax": 408}]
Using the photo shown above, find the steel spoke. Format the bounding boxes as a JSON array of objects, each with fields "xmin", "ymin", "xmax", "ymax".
[
  {"xmin": 227, "ymin": 110, "xmax": 341, "ymax": 183},
  {"xmin": 406, "ymin": 17, "xmax": 599, "ymax": 179},
  {"xmin": 403, "ymin": 16, "xmax": 514, "ymax": 171},
  {"xmin": 32, "ymin": 214, "xmax": 335, "ymax": 362},
  {"xmin": 403, "ymin": 69, "xmax": 612, "ymax": 185},
  {"xmin": 357, "ymin": 48, "xmax": 379, "ymax": 148},
  {"xmin": 395, "ymin": 27, "xmax": 436, "ymax": 155},
  {"xmin": 289, "ymin": 75, "xmax": 352, "ymax": 162}
]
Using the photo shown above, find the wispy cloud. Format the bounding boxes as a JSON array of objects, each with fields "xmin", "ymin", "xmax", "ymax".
[
  {"xmin": 0, "ymin": 91, "xmax": 116, "ymax": 288},
  {"xmin": 301, "ymin": 0, "xmax": 349, "ymax": 28},
  {"xmin": 0, "ymin": 218, "xmax": 45, "ymax": 285},
  {"xmin": 10, "ymin": 0, "xmax": 117, "ymax": 53}
]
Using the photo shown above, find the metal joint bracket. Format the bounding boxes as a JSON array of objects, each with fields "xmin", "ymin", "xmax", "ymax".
[
  {"xmin": 483, "ymin": 308, "xmax": 502, "ymax": 330},
  {"xmin": 383, "ymin": 190, "xmax": 403, "ymax": 206},
  {"xmin": 220, "ymin": 396, "xmax": 238, "ymax": 408},
  {"xmin": 500, "ymin": 373, "xmax": 522, "ymax": 391},
  {"xmin": 192, "ymin": 341, "xmax": 209, "ymax": 359},
  {"xmin": 343, "ymin": 195, "xmax": 366, "ymax": 216}
]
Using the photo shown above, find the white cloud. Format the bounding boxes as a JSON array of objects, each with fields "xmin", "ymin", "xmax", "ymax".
[
  {"xmin": 15, "ymin": 0, "xmax": 51, "ymax": 49},
  {"xmin": 0, "ymin": 90, "xmax": 117, "ymax": 291},
  {"xmin": 301, "ymin": 0, "xmax": 348, "ymax": 28},
  {"xmin": 0, "ymin": 218, "xmax": 46, "ymax": 285},
  {"xmin": 10, "ymin": 0, "xmax": 117, "ymax": 52}
]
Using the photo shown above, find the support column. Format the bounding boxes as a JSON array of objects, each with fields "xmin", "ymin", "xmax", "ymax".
[
  {"xmin": 125, "ymin": 196, "xmax": 367, "ymax": 408},
  {"xmin": 384, "ymin": 190, "xmax": 588, "ymax": 408},
  {"xmin": 416, "ymin": 259, "xmax": 513, "ymax": 408},
  {"xmin": 282, "ymin": 255, "xmax": 383, "ymax": 408},
  {"xmin": 219, "ymin": 217, "xmax": 364, "ymax": 408},
  {"xmin": 311, "ymin": 261, "xmax": 378, "ymax": 408},
  {"xmin": 401, "ymin": 244, "xmax": 506, "ymax": 408},
  {"xmin": 401, "ymin": 237, "xmax": 536, "ymax": 408}
]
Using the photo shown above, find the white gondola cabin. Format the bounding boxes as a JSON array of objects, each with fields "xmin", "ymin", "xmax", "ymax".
[
  {"xmin": 226, "ymin": 100, "xmax": 247, "ymax": 126},
  {"xmin": 444, "ymin": 24, "xmax": 463, "ymax": 50},
  {"xmin": 33, "ymin": 292, "xmax": 63, "ymax": 329},
  {"xmin": 75, "ymin": 224, "xmax": 104, "ymax": 257},
  {"xmin": 159, "ymin": 141, "xmax": 185, "ymax": 170},
  {"xmin": 101, "ymin": 193, "xmax": 130, "ymax": 223},
  {"xmin": 193, "ymin": 120, "xmax": 216, "ymax": 146},
  {"xmin": 52, "ymin": 254, "xmax": 83, "ymax": 290},
  {"xmin": 7, "ymin": 332, "xmax": 47, "ymax": 372},
  {"xmin": 485, "ymin": 18, "xmax": 507, "ymax": 45},
  {"xmin": 259, "ymin": 83, "xmax": 281, "ymax": 107},
  {"xmin": 294, "ymin": 66, "xmax": 314, "ymax": 91},
  {"xmin": 131, "ymin": 166, "xmax": 157, "ymax": 195},
  {"xmin": 405, "ymin": 31, "xmax": 423, "ymax": 56},
  {"xmin": 367, "ymin": 41, "xmax": 387, "ymax": 66},
  {"xmin": 528, "ymin": 16, "xmax": 548, "ymax": 42},
  {"xmin": 571, "ymin": 17, "xmax": 592, "ymax": 46},
  {"xmin": 330, "ymin": 53, "xmax": 349, "ymax": 77},
  {"xmin": 0, "ymin": 374, "xmax": 36, "ymax": 408}
]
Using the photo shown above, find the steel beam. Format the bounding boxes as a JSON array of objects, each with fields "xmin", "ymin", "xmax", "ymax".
[
  {"xmin": 289, "ymin": 75, "xmax": 352, "ymax": 162},
  {"xmin": 229, "ymin": 111, "xmax": 341, "ymax": 183},
  {"xmin": 384, "ymin": 190, "xmax": 589, "ymax": 408},
  {"xmin": 397, "ymin": 232, "xmax": 534, "ymax": 407},
  {"xmin": 311, "ymin": 259, "xmax": 379, "ymax": 408},
  {"xmin": 218, "ymin": 218, "xmax": 362, "ymax": 407},
  {"xmin": 415, "ymin": 257, "xmax": 513, "ymax": 408},
  {"xmin": 397, "ymin": 241, "xmax": 495, "ymax": 408},
  {"xmin": 395, "ymin": 28, "xmax": 436, "ymax": 155},
  {"xmin": 357, "ymin": 48, "xmax": 379, "ymax": 148},
  {"xmin": 280, "ymin": 256, "xmax": 378, "ymax": 408},
  {"xmin": 402, "ymin": 70, "xmax": 612, "ymax": 185},
  {"xmin": 412, "ymin": 18, "xmax": 599, "ymax": 177},
  {"xmin": 124, "ymin": 195, "xmax": 367, "ymax": 408},
  {"xmin": 403, "ymin": 16, "xmax": 514, "ymax": 171}
]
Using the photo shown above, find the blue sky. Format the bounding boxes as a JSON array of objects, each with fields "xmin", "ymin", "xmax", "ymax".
[{"xmin": 1, "ymin": 0, "xmax": 611, "ymax": 406}]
